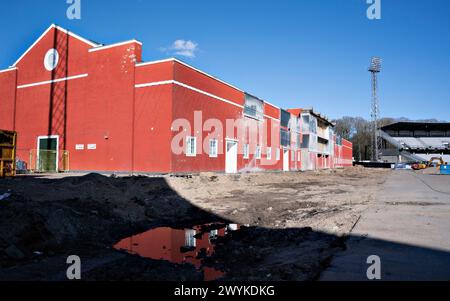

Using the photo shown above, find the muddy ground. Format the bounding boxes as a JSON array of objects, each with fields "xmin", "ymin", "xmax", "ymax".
[{"xmin": 0, "ymin": 167, "xmax": 389, "ymax": 281}]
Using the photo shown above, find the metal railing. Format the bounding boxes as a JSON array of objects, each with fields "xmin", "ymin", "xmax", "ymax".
[{"xmin": 28, "ymin": 149, "xmax": 70, "ymax": 173}]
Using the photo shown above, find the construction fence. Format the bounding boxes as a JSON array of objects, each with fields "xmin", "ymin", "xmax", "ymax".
[{"xmin": 19, "ymin": 149, "xmax": 70, "ymax": 173}]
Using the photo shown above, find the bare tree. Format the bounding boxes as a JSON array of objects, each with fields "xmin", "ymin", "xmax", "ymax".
[{"xmin": 333, "ymin": 116, "xmax": 441, "ymax": 161}]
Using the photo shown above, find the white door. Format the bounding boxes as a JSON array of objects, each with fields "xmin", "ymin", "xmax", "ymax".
[
  {"xmin": 283, "ymin": 149, "xmax": 289, "ymax": 171},
  {"xmin": 225, "ymin": 140, "xmax": 238, "ymax": 174}
]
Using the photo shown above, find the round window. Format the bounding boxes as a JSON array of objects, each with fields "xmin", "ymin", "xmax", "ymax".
[{"xmin": 44, "ymin": 49, "xmax": 59, "ymax": 71}]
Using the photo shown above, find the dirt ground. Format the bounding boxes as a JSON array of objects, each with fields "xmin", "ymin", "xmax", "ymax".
[
  {"xmin": 169, "ymin": 167, "xmax": 387, "ymax": 236},
  {"xmin": 0, "ymin": 167, "xmax": 389, "ymax": 281}
]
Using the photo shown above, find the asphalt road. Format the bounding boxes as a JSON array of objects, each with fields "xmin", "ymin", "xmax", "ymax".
[{"xmin": 320, "ymin": 170, "xmax": 450, "ymax": 281}]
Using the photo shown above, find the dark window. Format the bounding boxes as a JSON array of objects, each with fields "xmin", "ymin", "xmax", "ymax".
[
  {"xmin": 301, "ymin": 134, "xmax": 310, "ymax": 149},
  {"xmin": 39, "ymin": 138, "xmax": 57, "ymax": 151},
  {"xmin": 244, "ymin": 94, "xmax": 264, "ymax": 120},
  {"xmin": 296, "ymin": 133, "xmax": 301, "ymax": 148},
  {"xmin": 281, "ymin": 129, "xmax": 290, "ymax": 147},
  {"xmin": 318, "ymin": 136, "xmax": 329, "ymax": 145},
  {"xmin": 281, "ymin": 110, "xmax": 291, "ymax": 128}
]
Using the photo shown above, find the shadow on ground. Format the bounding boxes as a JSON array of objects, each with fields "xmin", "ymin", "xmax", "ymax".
[{"xmin": 0, "ymin": 174, "xmax": 448, "ymax": 281}]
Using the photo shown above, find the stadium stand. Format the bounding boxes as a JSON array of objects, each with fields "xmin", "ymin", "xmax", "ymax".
[{"xmin": 380, "ymin": 122, "xmax": 450, "ymax": 163}]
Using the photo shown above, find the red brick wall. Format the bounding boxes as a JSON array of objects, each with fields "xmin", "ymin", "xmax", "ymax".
[{"xmin": 0, "ymin": 69, "xmax": 17, "ymax": 131}]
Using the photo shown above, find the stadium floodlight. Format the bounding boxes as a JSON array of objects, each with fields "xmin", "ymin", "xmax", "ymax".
[
  {"xmin": 369, "ymin": 56, "xmax": 382, "ymax": 161},
  {"xmin": 369, "ymin": 57, "xmax": 382, "ymax": 73}
]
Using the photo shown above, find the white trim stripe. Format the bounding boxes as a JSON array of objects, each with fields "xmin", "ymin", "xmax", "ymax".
[
  {"xmin": 264, "ymin": 114, "xmax": 280, "ymax": 122},
  {"xmin": 135, "ymin": 58, "xmax": 174, "ymax": 67},
  {"xmin": 136, "ymin": 80, "xmax": 243, "ymax": 109},
  {"xmin": 265, "ymin": 116, "xmax": 279, "ymax": 122},
  {"xmin": 136, "ymin": 58, "xmax": 282, "ymax": 114},
  {"xmin": 135, "ymin": 80, "xmax": 174, "ymax": 88},
  {"xmin": 13, "ymin": 24, "xmax": 99, "ymax": 67},
  {"xmin": 264, "ymin": 100, "xmax": 280, "ymax": 110},
  {"xmin": 54, "ymin": 25, "xmax": 99, "ymax": 47},
  {"xmin": 176, "ymin": 81, "xmax": 244, "ymax": 109},
  {"xmin": 135, "ymin": 79, "xmax": 280, "ymax": 121},
  {"xmin": 0, "ymin": 67, "xmax": 17, "ymax": 74},
  {"xmin": 13, "ymin": 25, "xmax": 54, "ymax": 67},
  {"xmin": 136, "ymin": 58, "xmax": 243, "ymax": 93},
  {"xmin": 17, "ymin": 74, "xmax": 88, "ymax": 89},
  {"xmin": 89, "ymin": 40, "xmax": 142, "ymax": 52}
]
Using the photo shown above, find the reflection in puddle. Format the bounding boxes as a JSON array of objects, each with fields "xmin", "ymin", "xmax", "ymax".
[{"xmin": 114, "ymin": 223, "xmax": 240, "ymax": 281}]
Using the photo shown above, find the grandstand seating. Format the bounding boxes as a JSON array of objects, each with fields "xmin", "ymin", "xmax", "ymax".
[
  {"xmin": 380, "ymin": 122, "xmax": 450, "ymax": 163},
  {"xmin": 393, "ymin": 137, "xmax": 450, "ymax": 150}
]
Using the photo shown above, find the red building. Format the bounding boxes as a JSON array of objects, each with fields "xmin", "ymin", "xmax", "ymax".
[{"xmin": 0, "ymin": 24, "xmax": 352, "ymax": 174}]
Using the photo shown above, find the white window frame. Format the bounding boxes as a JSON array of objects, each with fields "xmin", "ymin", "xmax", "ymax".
[
  {"xmin": 243, "ymin": 144, "xmax": 250, "ymax": 159},
  {"xmin": 276, "ymin": 148, "xmax": 280, "ymax": 161},
  {"xmin": 267, "ymin": 147, "xmax": 272, "ymax": 160},
  {"xmin": 209, "ymin": 138, "xmax": 218, "ymax": 158},
  {"xmin": 292, "ymin": 150, "xmax": 295, "ymax": 161},
  {"xmin": 244, "ymin": 94, "xmax": 264, "ymax": 121},
  {"xmin": 256, "ymin": 146, "xmax": 262, "ymax": 160},
  {"xmin": 184, "ymin": 229, "xmax": 197, "ymax": 247},
  {"xmin": 186, "ymin": 136, "xmax": 197, "ymax": 157}
]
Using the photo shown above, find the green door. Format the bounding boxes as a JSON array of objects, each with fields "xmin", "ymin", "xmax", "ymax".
[{"xmin": 38, "ymin": 137, "xmax": 58, "ymax": 172}]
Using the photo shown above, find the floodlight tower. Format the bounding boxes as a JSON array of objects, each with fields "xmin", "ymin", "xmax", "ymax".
[{"xmin": 369, "ymin": 57, "xmax": 382, "ymax": 161}]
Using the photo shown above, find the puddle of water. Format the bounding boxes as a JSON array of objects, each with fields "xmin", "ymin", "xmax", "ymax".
[{"xmin": 114, "ymin": 223, "xmax": 240, "ymax": 281}]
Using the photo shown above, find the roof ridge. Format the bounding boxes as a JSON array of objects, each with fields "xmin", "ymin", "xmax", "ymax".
[{"xmin": 12, "ymin": 24, "xmax": 100, "ymax": 67}]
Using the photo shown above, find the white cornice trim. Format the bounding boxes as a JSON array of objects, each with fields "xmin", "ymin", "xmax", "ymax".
[
  {"xmin": 135, "ymin": 58, "xmax": 175, "ymax": 67},
  {"xmin": 136, "ymin": 58, "xmax": 243, "ymax": 92},
  {"xmin": 135, "ymin": 79, "xmax": 281, "ymax": 122},
  {"xmin": 88, "ymin": 40, "xmax": 143, "ymax": 52},
  {"xmin": 136, "ymin": 58, "xmax": 283, "ymax": 113},
  {"xmin": 54, "ymin": 25, "xmax": 99, "ymax": 47},
  {"xmin": 0, "ymin": 67, "xmax": 17, "ymax": 74},
  {"xmin": 13, "ymin": 24, "xmax": 99, "ymax": 67},
  {"xmin": 136, "ymin": 79, "xmax": 243, "ymax": 109}
]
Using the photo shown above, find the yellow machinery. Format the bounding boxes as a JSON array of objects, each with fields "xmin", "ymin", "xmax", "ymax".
[
  {"xmin": 412, "ymin": 163, "xmax": 427, "ymax": 170},
  {"xmin": 427, "ymin": 157, "xmax": 446, "ymax": 168},
  {"xmin": 413, "ymin": 157, "xmax": 448, "ymax": 170},
  {"xmin": 412, "ymin": 157, "xmax": 447, "ymax": 170},
  {"xmin": 0, "ymin": 130, "xmax": 17, "ymax": 177}
]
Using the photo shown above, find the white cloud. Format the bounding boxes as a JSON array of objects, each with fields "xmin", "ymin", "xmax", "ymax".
[{"xmin": 161, "ymin": 39, "xmax": 199, "ymax": 58}]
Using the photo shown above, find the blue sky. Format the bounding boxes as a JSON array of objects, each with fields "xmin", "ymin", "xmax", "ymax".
[{"xmin": 1, "ymin": 0, "xmax": 449, "ymax": 121}]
